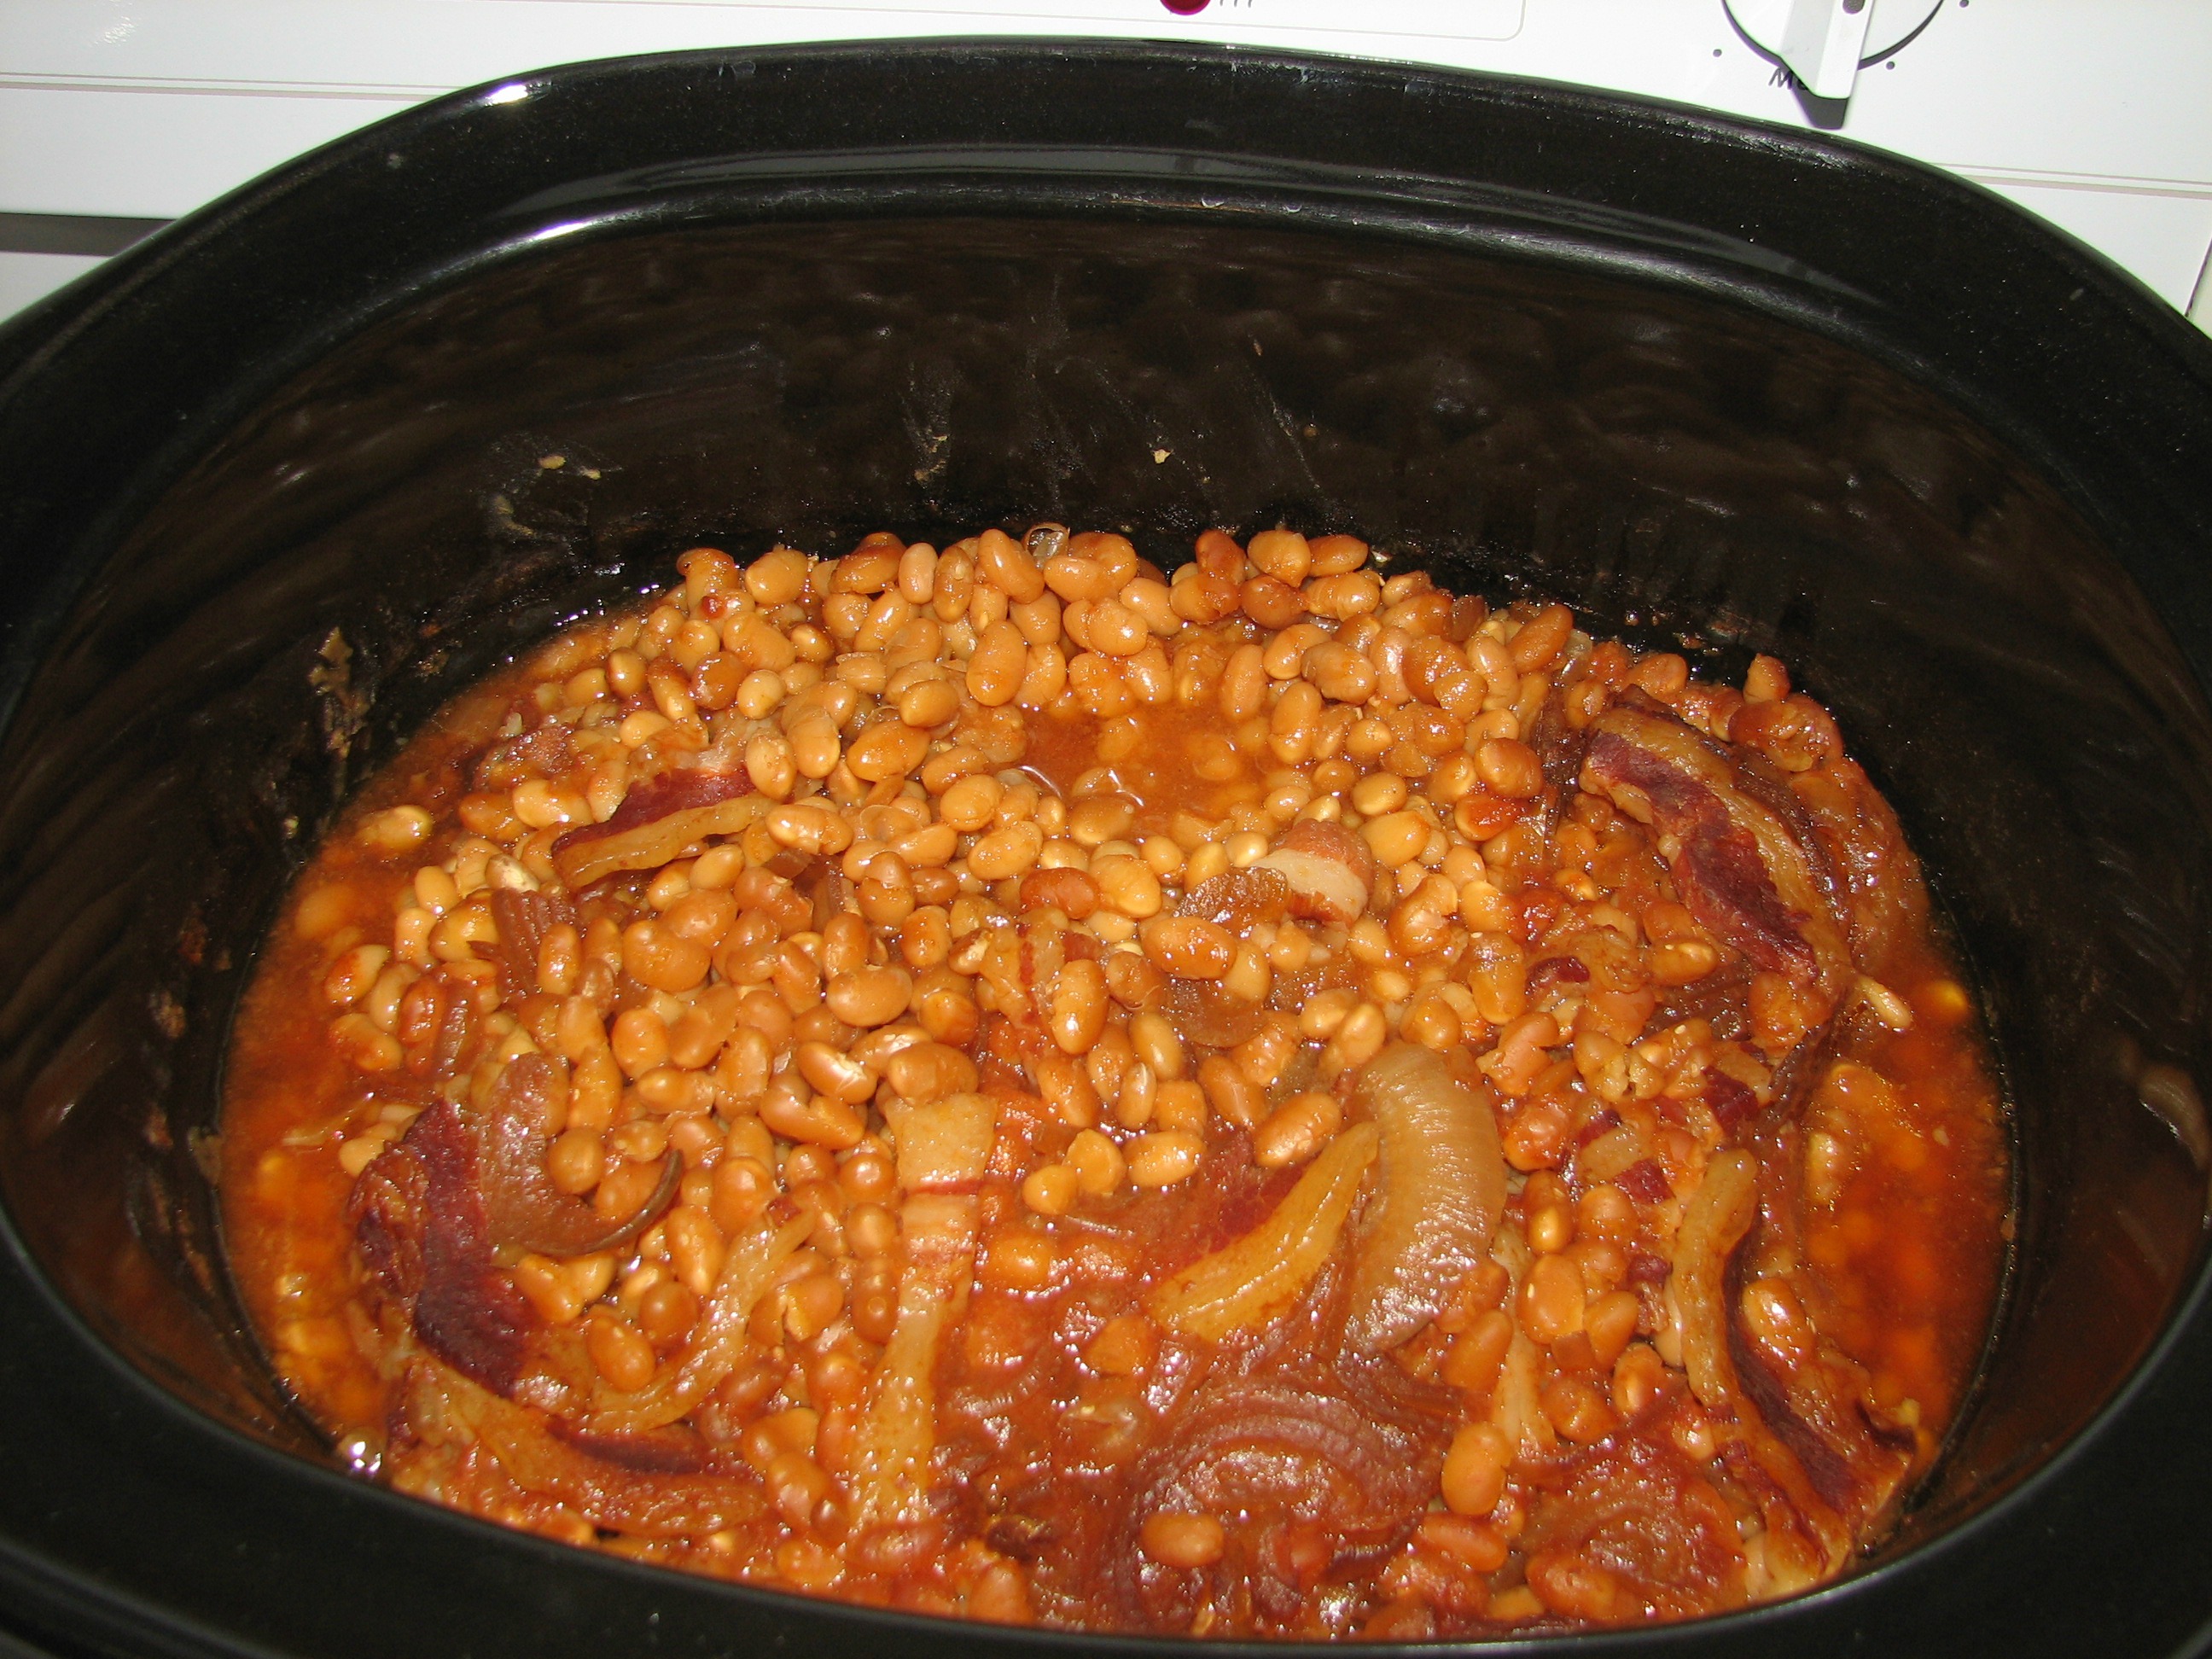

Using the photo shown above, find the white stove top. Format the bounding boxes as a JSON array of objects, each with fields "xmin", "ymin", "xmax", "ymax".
[{"xmin": 3, "ymin": 0, "xmax": 2208, "ymax": 332}]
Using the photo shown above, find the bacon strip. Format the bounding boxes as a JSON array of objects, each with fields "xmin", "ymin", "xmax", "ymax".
[
  {"xmin": 1582, "ymin": 706, "xmax": 1850, "ymax": 998},
  {"xmin": 550, "ymin": 768, "xmax": 754, "ymax": 888},
  {"xmin": 488, "ymin": 885, "xmax": 577, "ymax": 999},
  {"xmin": 351, "ymin": 1098, "xmax": 535, "ymax": 1395}
]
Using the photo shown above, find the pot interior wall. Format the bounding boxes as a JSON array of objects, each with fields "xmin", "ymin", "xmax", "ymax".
[{"xmin": 2, "ymin": 214, "xmax": 2207, "ymax": 1558}]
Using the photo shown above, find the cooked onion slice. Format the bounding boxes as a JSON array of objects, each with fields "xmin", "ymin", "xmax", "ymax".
[
  {"xmin": 584, "ymin": 1213, "xmax": 813, "ymax": 1435},
  {"xmin": 1346, "ymin": 1043, "xmax": 1508, "ymax": 1353},
  {"xmin": 1672, "ymin": 1150, "xmax": 1851, "ymax": 1584},
  {"xmin": 1672, "ymin": 1150, "xmax": 1761, "ymax": 1412},
  {"xmin": 447, "ymin": 1371, "xmax": 765, "ymax": 1536},
  {"xmin": 1153, "ymin": 1122, "xmax": 1378, "ymax": 1342},
  {"xmin": 849, "ymin": 1192, "xmax": 979, "ymax": 1531}
]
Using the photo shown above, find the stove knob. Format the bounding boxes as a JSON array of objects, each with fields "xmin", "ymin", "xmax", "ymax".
[{"xmin": 1724, "ymin": 0, "xmax": 1945, "ymax": 100}]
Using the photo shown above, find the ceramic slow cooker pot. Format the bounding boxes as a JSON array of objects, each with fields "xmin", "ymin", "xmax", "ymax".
[{"xmin": 2, "ymin": 40, "xmax": 2210, "ymax": 1659}]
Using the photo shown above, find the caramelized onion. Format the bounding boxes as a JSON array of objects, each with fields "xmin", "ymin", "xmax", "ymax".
[
  {"xmin": 585, "ymin": 1214, "xmax": 813, "ymax": 1435},
  {"xmin": 1345, "ymin": 1043, "xmax": 1507, "ymax": 1353},
  {"xmin": 448, "ymin": 1371, "xmax": 765, "ymax": 1536},
  {"xmin": 478, "ymin": 1054, "xmax": 678, "ymax": 1259},
  {"xmin": 1156, "ymin": 975, "xmax": 1272, "ymax": 1051},
  {"xmin": 1672, "ymin": 1150, "xmax": 1760, "ymax": 1412},
  {"xmin": 1671, "ymin": 1150, "xmax": 1851, "ymax": 1585},
  {"xmin": 1153, "ymin": 1123, "xmax": 1378, "ymax": 1342},
  {"xmin": 1178, "ymin": 866, "xmax": 1294, "ymax": 932}
]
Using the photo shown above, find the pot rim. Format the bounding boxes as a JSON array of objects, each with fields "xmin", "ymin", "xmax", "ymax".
[{"xmin": 3, "ymin": 37, "xmax": 2209, "ymax": 1659}]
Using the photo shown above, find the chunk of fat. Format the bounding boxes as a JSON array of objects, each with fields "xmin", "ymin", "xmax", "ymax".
[
  {"xmin": 1253, "ymin": 847, "xmax": 1370, "ymax": 928},
  {"xmin": 884, "ymin": 1091, "xmax": 999, "ymax": 1193}
]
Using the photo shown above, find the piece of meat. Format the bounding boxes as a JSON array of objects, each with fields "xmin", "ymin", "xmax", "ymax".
[
  {"xmin": 351, "ymin": 1097, "xmax": 535, "ymax": 1395},
  {"xmin": 1582, "ymin": 705, "xmax": 1851, "ymax": 1001},
  {"xmin": 1250, "ymin": 820, "xmax": 1375, "ymax": 928},
  {"xmin": 552, "ymin": 766, "xmax": 749, "ymax": 854},
  {"xmin": 551, "ymin": 1420, "xmax": 713, "ymax": 1476},
  {"xmin": 398, "ymin": 1361, "xmax": 769, "ymax": 1537},
  {"xmin": 1786, "ymin": 756, "xmax": 1924, "ymax": 981},
  {"xmin": 1528, "ymin": 688, "xmax": 1594, "ymax": 837},
  {"xmin": 351, "ymin": 1057, "xmax": 678, "ymax": 1397},
  {"xmin": 399, "ymin": 967, "xmax": 486, "ymax": 1082},
  {"xmin": 488, "ymin": 885, "xmax": 578, "ymax": 1000},
  {"xmin": 550, "ymin": 767, "xmax": 754, "ymax": 888},
  {"xmin": 1105, "ymin": 1248, "xmax": 1455, "ymax": 1635},
  {"xmin": 474, "ymin": 721, "xmax": 575, "ymax": 791}
]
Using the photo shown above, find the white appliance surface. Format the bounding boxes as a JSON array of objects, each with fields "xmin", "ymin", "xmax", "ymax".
[{"xmin": 2, "ymin": 0, "xmax": 2208, "ymax": 331}]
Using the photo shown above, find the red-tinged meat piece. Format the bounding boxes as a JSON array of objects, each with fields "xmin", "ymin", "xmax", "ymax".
[
  {"xmin": 1498, "ymin": 886, "xmax": 1567, "ymax": 947},
  {"xmin": 550, "ymin": 767, "xmax": 754, "ymax": 888},
  {"xmin": 1575, "ymin": 1108, "xmax": 1623, "ymax": 1150},
  {"xmin": 351, "ymin": 1097, "xmax": 534, "ymax": 1396},
  {"xmin": 551, "ymin": 766, "xmax": 751, "ymax": 855},
  {"xmin": 551, "ymin": 1420, "xmax": 712, "ymax": 1476},
  {"xmin": 474, "ymin": 721, "xmax": 575, "ymax": 791},
  {"xmin": 1617, "ymin": 1162, "xmax": 1674, "ymax": 1207},
  {"xmin": 1113, "ymin": 1356, "xmax": 1453, "ymax": 1634},
  {"xmin": 1528, "ymin": 689, "xmax": 1595, "ymax": 834},
  {"xmin": 1097, "ymin": 1249, "xmax": 1455, "ymax": 1635},
  {"xmin": 1704, "ymin": 1069, "xmax": 1760, "ymax": 1132},
  {"xmin": 1788, "ymin": 754, "xmax": 1925, "ymax": 980},
  {"xmin": 488, "ymin": 885, "xmax": 578, "ymax": 999},
  {"xmin": 402, "ymin": 968, "xmax": 485, "ymax": 1083},
  {"xmin": 1731, "ymin": 1278, "xmax": 1915, "ymax": 1534},
  {"xmin": 1527, "ymin": 954, "xmax": 1592, "ymax": 998},
  {"xmin": 1582, "ymin": 705, "xmax": 1851, "ymax": 998}
]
